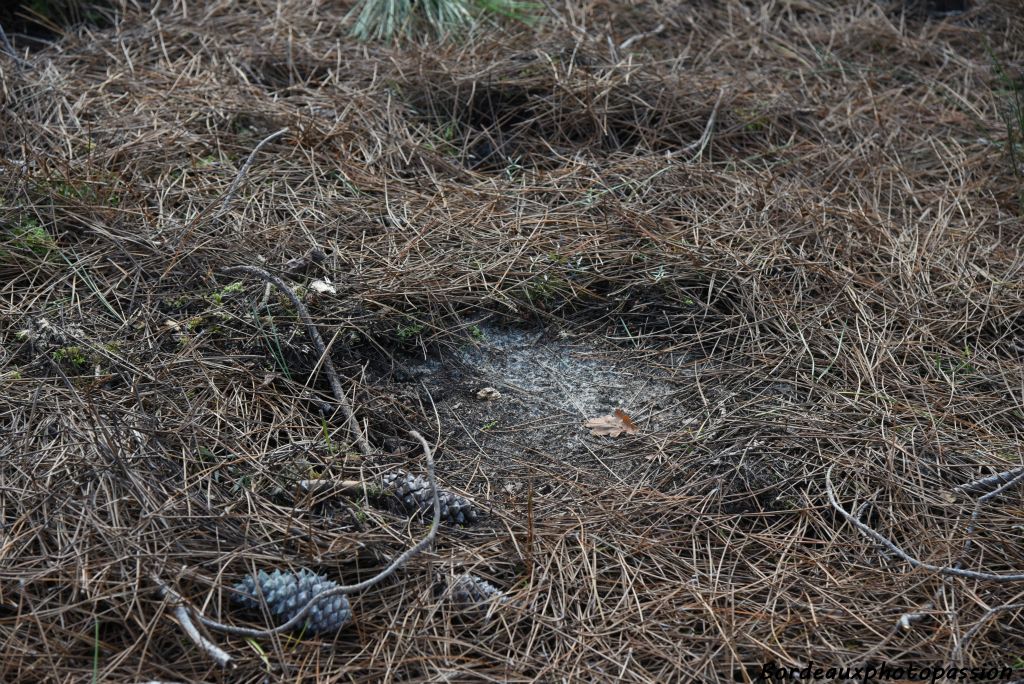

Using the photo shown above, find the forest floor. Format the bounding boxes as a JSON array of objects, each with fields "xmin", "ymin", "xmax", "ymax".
[{"xmin": 1, "ymin": 0, "xmax": 1023, "ymax": 681}]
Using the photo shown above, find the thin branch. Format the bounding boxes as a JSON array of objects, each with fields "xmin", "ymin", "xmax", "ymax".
[
  {"xmin": 161, "ymin": 430, "xmax": 440, "ymax": 639},
  {"xmin": 825, "ymin": 466, "xmax": 1024, "ymax": 583},
  {"xmin": 155, "ymin": 585, "xmax": 233, "ymax": 668},
  {"xmin": 220, "ymin": 264, "xmax": 372, "ymax": 456},
  {"xmin": 960, "ymin": 466, "xmax": 1024, "ymax": 559},
  {"xmin": 954, "ymin": 466, "xmax": 1024, "ymax": 496},
  {"xmin": 0, "ymin": 23, "xmax": 28, "ymax": 67},
  {"xmin": 618, "ymin": 23, "xmax": 664, "ymax": 51},
  {"xmin": 897, "ymin": 466, "xmax": 1024, "ymax": 632},
  {"xmin": 219, "ymin": 127, "xmax": 289, "ymax": 216},
  {"xmin": 668, "ymin": 89, "xmax": 724, "ymax": 160},
  {"xmin": 951, "ymin": 602, "xmax": 1024, "ymax": 664}
]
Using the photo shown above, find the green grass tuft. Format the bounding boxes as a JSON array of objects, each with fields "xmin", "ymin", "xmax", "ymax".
[{"xmin": 347, "ymin": 0, "xmax": 539, "ymax": 42}]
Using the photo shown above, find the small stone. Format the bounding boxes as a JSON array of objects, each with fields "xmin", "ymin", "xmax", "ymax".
[
  {"xmin": 476, "ymin": 387, "xmax": 501, "ymax": 401},
  {"xmin": 309, "ymin": 278, "xmax": 336, "ymax": 295}
]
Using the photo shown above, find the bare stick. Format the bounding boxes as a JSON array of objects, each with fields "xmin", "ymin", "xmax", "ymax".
[
  {"xmin": 897, "ymin": 466, "xmax": 1024, "ymax": 631},
  {"xmin": 0, "ymin": 24, "xmax": 27, "ymax": 67},
  {"xmin": 160, "ymin": 430, "xmax": 440, "ymax": 639},
  {"xmin": 951, "ymin": 602, "xmax": 1024, "ymax": 663},
  {"xmin": 220, "ymin": 264, "xmax": 372, "ymax": 456},
  {"xmin": 960, "ymin": 466, "xmax": 1024, "ymax": 559},
  {"xmin": 618, "ymin": 23, "xmax": 664, "ymax": 51},
  {"xmin": 155, "ymin": 585, "xmax": 233, "ymax": 668},
  {"xmin": 669, "ymin": 89, "xmax": 724, "ymax": 160},
  {"xmin": 219, "ymin": 128, "xmax": 289, "ymax": 216},
  {"xmin": 955, "ymin": 467, "xmax": 1024, "ymax": 496},
  {"xmin": 825, "ymin": 466, "xmax": 1024, "ymax": 583}
]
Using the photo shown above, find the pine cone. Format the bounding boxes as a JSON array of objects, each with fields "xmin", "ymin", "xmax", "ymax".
[
  {"xmin": 233, "ymin": 569, "xmax": 351, "ymax": 634},
  {"xmin": 449, "ymin": 573, "xmax": 507, "ymax": 607},
  {"xmin": 381, "ymin": 471, "xmax": 481, "ymax": 526}
]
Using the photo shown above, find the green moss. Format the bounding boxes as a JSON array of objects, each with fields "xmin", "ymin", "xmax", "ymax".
[
  {"xmin": 397, "ymin": 321, "xmax": 425, "ymax": 340},
  {"xmin": 166, "ymin": 294, "xmax": 193, "ymax": 309},
  {"xmin": 523, "ymin": 274, "xmax": 566, "ymax": 305},
  {"xmin": 209, "ymin": 281, "xmax": 244, "ymax": 305},
  {"xmin": 4, "ymin": 219, "xmax": 56, "ymax": 257},
  {"xmin": 52, "ymin": 346, "xmax": 88, "ymax": 367}
]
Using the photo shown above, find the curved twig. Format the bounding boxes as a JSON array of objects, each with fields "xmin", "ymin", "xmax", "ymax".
[
  {"xmin": 158, "ymin": 430, "xmax": 440, "ymax": 639},
  {"xmin": 951, "ymin": 602, "xmax": 1024, "ymax": 663},
  {"xmin": 897, "ymin": 465, "xmax": 1024, "ymax": 631},
  {"xmin": 220, "ymin": 264, "xmax": 372, "ymax": 456},
  {"xmin": 219, "ymin": 128, "xmax": 289, "ymax": 216},
  {"xmin": 825, "ymin": 466, "xmax": 1024, "ymax": 583},
  {"xmin": 0, "ymin": 24, "xmax": 28, "ymax": 68},
  {"xmin": 961, "ymin": 467, "xmax": 1024, "ymax": 558},
  {"xmin": 955, "ymin": 466, "xmax": 1024, "ymax": 496},
  {"xmin": 155, "ymin": 586, "xmax": 233, "ymax": 668},
  {"xmin": 668, "ymin": 88, "xmax": 724, "ymax": 160}
]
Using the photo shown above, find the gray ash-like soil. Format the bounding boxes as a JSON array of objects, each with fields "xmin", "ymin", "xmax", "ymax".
[{"xmin": 373, "ymin": 324, "xmax": 808, "ymax": 519}]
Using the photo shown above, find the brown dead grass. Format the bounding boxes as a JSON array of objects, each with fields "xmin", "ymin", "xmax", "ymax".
[{"xmin": 1, "ymin": 0, "xmax": 1023, "ymax": 681}]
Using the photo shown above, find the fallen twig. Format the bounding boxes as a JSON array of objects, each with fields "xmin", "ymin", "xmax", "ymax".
[
  {"xmin": 0, "ymin": 24, "xmax": 27, "ymax": 67},
  {"xmin": 165, "ymin": 127, "xmax": 290, "ymax": 263},
  {"xmin": 955, "ymin": 466, "xmax": 1024, "ymax": 497},
  {"xmin": 668, "ymin": 88, "xmax": 724, "ymax": 160},
  {"xmin": 618, "ymin": 23, "xmax": 664, "ymax": 51},
  {"xmin": 220, "ymin": 264, "xmax": 372, "ymax": 456},
  {"xmin": 960, "ymin": 466, "xmax": 1024, "ymax": 559},
  {"xmin": 951, "ymin": 602, "xmax": 1024, "ymax": 664},
  {"xmin": 159, "ymin": 430, "xmax": 440, "ymax": 639},
  {"xmin": 825, "ymin": 466, "xmax": 1024, "ymax": 583},
  {"xmin": 156, "ymin": 586, "xmax": 233, "ymax": 668},
  {"xmin": 897, "ymin": 466, "xmax": 1024, "ymax": 633},
  {"xmin": 219, "ymin": 128, "xmax": 289, "ymax": 216}
]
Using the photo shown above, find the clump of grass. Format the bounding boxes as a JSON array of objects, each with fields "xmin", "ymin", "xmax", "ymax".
[
  {"xmin": 208, "ymin": 281, "xmax": 244, "ymax": 306},
  {"xmin": 51, "ymin": 345, "xmax": 87, "ymax": 368},
  {"xmin": 11, "ymin": 0, "xmax": 117, "ymax": 31},
  {"xmin": 986, "ymin": 42, "xmax": 1024, "ymax": 206},
  {"xmin": 347, "ymin": 0, "xmax": 538, "ymax": 42},
  {"xmin": 396, "ymin": 320, "xmax": 425, "ymax": 341},
  {"xmin": 1, "ymin": 218, "xmax": 56, "ymax": 260}
]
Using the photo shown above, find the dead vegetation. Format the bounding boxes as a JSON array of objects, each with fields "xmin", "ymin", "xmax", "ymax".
[{"xmin": 1, "ymin": 0, "xmax": 1023, "ymax": 681}]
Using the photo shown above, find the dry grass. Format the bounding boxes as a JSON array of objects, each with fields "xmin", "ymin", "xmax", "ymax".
[{"xmin": 2, "ymin": 0, "xmax": 1024, "ymax": 681}]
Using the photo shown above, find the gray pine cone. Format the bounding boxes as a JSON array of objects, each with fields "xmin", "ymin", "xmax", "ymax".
[
  {"xmin": 449, "ymin": 573, "xmax": 507, "ymax": 607},
  {"xmin": 381, "ymin": 470, "xmax": 481, "ymax": 526},
  {"xmin": 233, "ymin": 569, "xmax": 351, "ymax": 634}
]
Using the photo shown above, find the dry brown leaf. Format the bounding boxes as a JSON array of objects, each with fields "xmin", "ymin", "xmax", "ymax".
[{"xmin": 584, "ymin": 408, "xmax": 638, "ymax": 437}]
